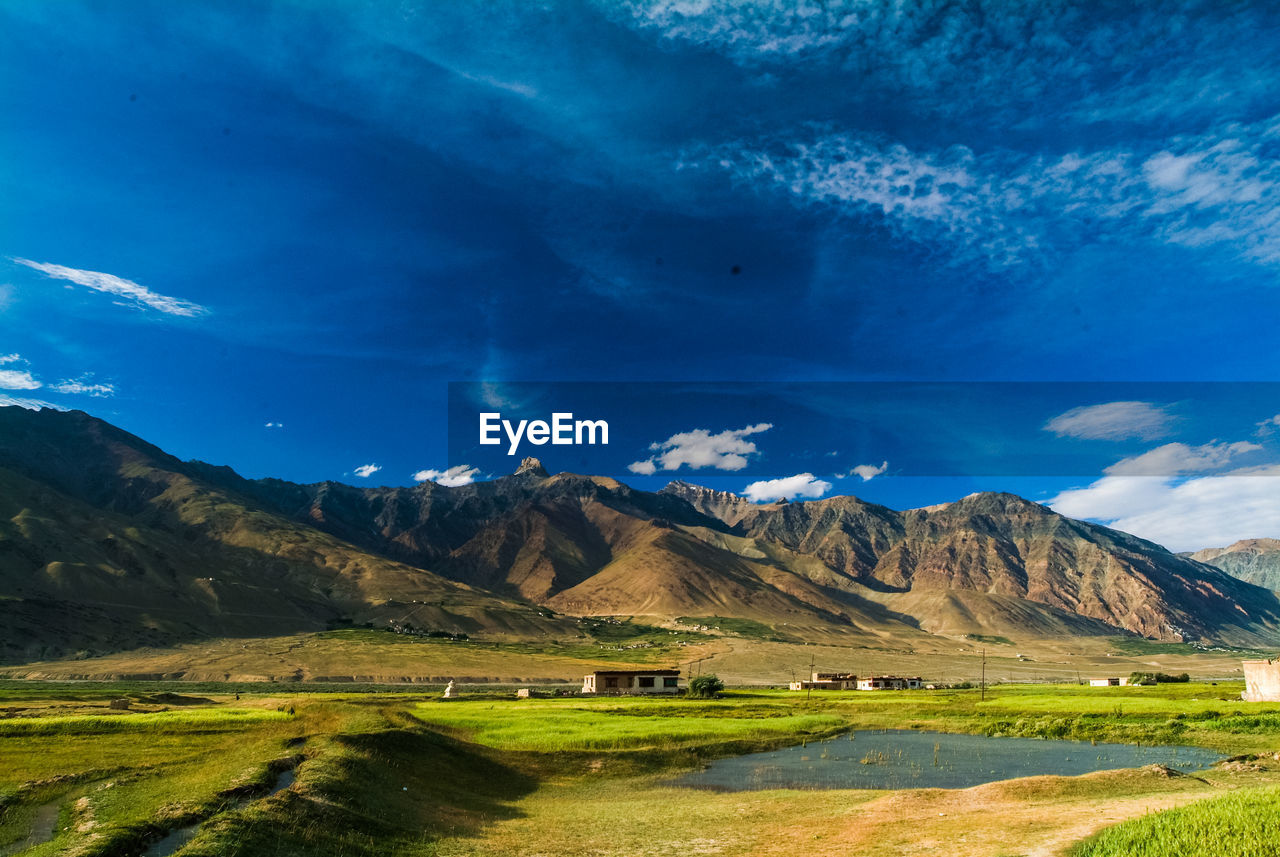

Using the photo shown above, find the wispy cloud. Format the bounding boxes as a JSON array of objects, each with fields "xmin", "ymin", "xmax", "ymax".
[
  {"xmin": 1103, "ymin": 441, "xmax": 1262, "ymax": 477},
  {"xmin": 743, "ymin": 472, "xmax": 831, "ymax": 503},
  {"xmin": 1044, "ymin": 401, "xmax": 1173, "ymax": 441},
  {"xmin": 352, "ymin": 463, "xmax": 381, "ymax": 479},
  {"xmin": 630, "ymin": 422, "xmax": 772, "ymax": 473},
  {"xmin": 412, "ymin": 465, "xmax": 480, "ymax": 487},
  {"xmin": 51, "ymin": 378, "xmax": 114, "ymax": 397},
  {"xmin": 264, "ymin": 421, "xmax": 284, "ymax": 429},
  {"xmin": 690, "ymin": 117, "xmax": 1280, "ymax": 270},
  {"xmin": 13, "ymin": 258, "xmax": 207, "ymax": 317},
  {"xmin": 0, "ymin": 394, "xmax": 62, "ymax": 411}
]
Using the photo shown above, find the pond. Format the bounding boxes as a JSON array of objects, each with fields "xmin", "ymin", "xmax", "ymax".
[{"xmin": 674, "ymin": 730, "xmax": 1224, "ymax": 791}]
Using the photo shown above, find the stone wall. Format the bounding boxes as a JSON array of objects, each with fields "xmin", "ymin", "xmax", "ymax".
[{"xmin": 1243, "ymin": 659, "xmax": 1280, "ymax": 701}]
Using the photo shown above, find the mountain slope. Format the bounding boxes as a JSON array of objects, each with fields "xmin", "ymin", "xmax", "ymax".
[
  {"xmin": 4, "ymin": 406, "xmax": 1280, "ymax": 659},
  {"xmin": 0, "ymin": 407, "xmax": 569, "ymax": 662},
  {"xmin": 1191, "ymin": 539, "xmax": 1280, "ymax": 591}
]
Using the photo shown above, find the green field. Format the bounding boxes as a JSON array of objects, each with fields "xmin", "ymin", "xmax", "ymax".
[{"xmin": 3, "ymin": 682, "xmax": 1280, "ymax": 856}]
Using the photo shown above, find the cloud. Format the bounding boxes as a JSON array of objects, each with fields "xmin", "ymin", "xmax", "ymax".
[
  {"xmin": 51, "ymin": 378, "xmax": 114, "ymax": 397},
  {"xmin": 1103, "ymin": 441, "xmax": 1262, "ymax": 477},
  {"xmin": 627, "ymin": 458, "xmax": 658, "ymax": 475},
  {"xmin": 352, "ymin": 463, "xmax": 381, "ymax": 479},
  {"xmin": 0, "ymin": 354, "xmax": 20, "ymax": 364},
  {"xmin": 0, "ymin": 368, "xmax": 40, "ymax": 391},
  {"xmin": 412, "ymin": 465, "xmax": 480, "ymax": 487},
  {"xmin": 264, "ymin": 421, "xmax": 284, "ymax": 429},
  {"xmin": 742, "ymin": 472, "xmax": 832, "ymax": 503},
  {"xmin": 1050, "ymin": 466, "xmax": 1280, "ymax": 553},
  {"xmin": 1257, "ymin": 415, "xmax": 1280, "ymax": 436},
  {"xmin": 13, "ymin": 258, "xmax": 207, "ymax": 317},
  {"xmin": 1043, "ymin": 401, "xmax": 1173, "ymax": 441},
  {"xmin": 0, "ymin": 394, "xmax": 62, "ymax": 411},
  {"xmin": 630, "ymin": 422, "xmax": 772, "ymax": 473},
  {"xmin": 691, "ymin": 114, "xmax": 1280, "ymax": 271},
  {"xmin": 845, "ymin": 460, "xmax": 888, "ymax": 482}
]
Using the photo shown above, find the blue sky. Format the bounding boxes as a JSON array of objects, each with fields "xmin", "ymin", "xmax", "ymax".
[{"xmin": 3, "ymin": 0, "xmax": 1280, "ymax": 550}]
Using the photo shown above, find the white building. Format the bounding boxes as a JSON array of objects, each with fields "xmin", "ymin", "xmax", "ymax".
[{"xmin": 856, "ymin": 676, "xmax": 922, "ymax": 691}]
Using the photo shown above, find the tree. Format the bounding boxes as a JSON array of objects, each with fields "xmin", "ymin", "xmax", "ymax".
[{"xmin": 687, "ymin": 674, "xmax": 725, "ymax": 699}]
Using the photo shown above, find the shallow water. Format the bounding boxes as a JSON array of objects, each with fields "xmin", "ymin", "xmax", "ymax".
[
  {"xmin": 140, "ymin": 765, "xmax": 296, "ymax": 856},
  {"xmin": 675, "ymin": 730, "xmax": 1224, "ymax": 791},
  {"xmin": 1, "ymin": 800, "xmax": 60, "ymax": 856}
]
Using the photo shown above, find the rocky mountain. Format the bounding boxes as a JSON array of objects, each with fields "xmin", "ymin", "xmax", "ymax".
[
  {"xmin": 3, "ymin": 405, "xmax": 1280, "ymax": 664},
  {"xmin": 660, "ymin": 481, "xmax": 759, "ymax": 526},
  {"xmin": 1190, "ymin": 539, "xmax": 1280, "ymax": 591},
  {"xmin": 0, "ymin": 407, "xmax": 569, "ymax": 663}
]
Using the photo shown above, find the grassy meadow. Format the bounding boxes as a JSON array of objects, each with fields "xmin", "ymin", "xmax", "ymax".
[{"xmin": 3, "ymin": 681, "xmax": 1280, "ymax": 856}]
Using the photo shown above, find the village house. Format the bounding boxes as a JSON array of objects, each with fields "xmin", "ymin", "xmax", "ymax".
[
  {"xmin": 581, "ymin": 669, "xmax": 681, "ymax": 695},
  {"xmin": 856, "ymin": 676, "xmax": 922, "ymax": 691},
  {"xmin": 789, "ymin": 672, "xmax": 858, "ymax": 691},
  {"xmin": 1088, "ymin": 677, "xmax": 1130, "ymax": 687}
]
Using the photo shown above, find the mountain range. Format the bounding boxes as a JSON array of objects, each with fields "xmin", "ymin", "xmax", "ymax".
[
  {"xmin": 1188, "ymin": 539, "xmax": 1280, "ymax": 591},
  {"xmin": 2, "ymin": 405, "xmax": 1279, "ymax": 664}
]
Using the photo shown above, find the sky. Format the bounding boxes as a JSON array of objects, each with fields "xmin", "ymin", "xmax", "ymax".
[{"xmin": 2, "ymin": 0, "xmax": 1279, "ymax": 551}]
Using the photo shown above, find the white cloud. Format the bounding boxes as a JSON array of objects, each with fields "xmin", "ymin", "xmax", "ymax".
[
  {"xmin": 352, "ymin": 463, "xmax": 382, "ymax": 479},
  {"xmin": 412, "ymin": 465, "xmax": 480, "ymax": 487},
  {"xmin": 51, "ymin": 378, "xmax": 114, "ymax": 397},
  {"xmin": 1103, "ymin": 441, "xmax": 1262, "ymax": 477},
  {"xmin": 1044, "ymin": 401, "xmax": 1172, "ymax": 441},
  {"xmin": 743, "ymin": 472, "xmax": 832, "ymax": 503},
  {"xmin": 1257, "ymin": 414, "xmax": 1280, "ymax": 436},
  {"xmin": 630, "ymin": 422, "xmax": 772, "ymax": 473},
  {"xmin": 691, "ymin": 114, "xmax": 1280, "ymax": 271},
  {"xmin": 627, "ymin": 458, "xmax": 658, "ymax": 475},
  {"xmin": 13, "ymin": 258, "xmax": 207, "ymax": 317},
  {"xmin": 845, "ymin": 460, "xmax": 888, "ymax": 482},
  {"xmin": 1050, "ymin": 466, "xmax": 1280, "ymax": 553},
  {"xmin": 264, "ymin": 421, "xmax": 284, "ymax": 429},
  {"xmin": 0, "ymin": 353, "xmax": 20, "ymax": 364},
  {"xmin": 0, "ymin": 394, "xmax": 62, "ymax": 411},
  {"xmin": 0, "ymin": 368, "xmax": 40, "ymax": 391}
]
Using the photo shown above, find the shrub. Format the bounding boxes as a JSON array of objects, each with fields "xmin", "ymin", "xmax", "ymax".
[
  {"xmin": 1128, "ymin": 671, "xmax": 1191, "ymax": 685},
  {"xmin": 687, "ymin": 675, "xmax": 725, "ymax": 699}
]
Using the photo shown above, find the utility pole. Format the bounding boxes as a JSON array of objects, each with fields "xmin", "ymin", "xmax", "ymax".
[
  {"xmin": 981, "ymin": 648, "xmax": 987, "ymax": 701},
  {"xmin": 806, "ymin": 654, "xmax": 815, "ymax": 703}
]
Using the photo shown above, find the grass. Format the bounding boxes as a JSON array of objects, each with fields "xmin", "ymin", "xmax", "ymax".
[
  {"xmin": 412, "ymin": 697, "xmax": 844, "ymax": 751},
  {"xmin": 0, "ymin": 707, "xmax": 290, "ymax": 736},
  {"xmin": 677, "ymin": 616, "xmax": 791, "ymax": 641},
  {"xmin": 1072, "ymin": 785, "xmax": 1280, "ymax": 857},
  {"xmin": 965, "ymin": 634, "xmax": 1015, "ymax": 646},
  {"xmin": 3, "ymin": 681, "xmax": 1280, "ymax": 855}
]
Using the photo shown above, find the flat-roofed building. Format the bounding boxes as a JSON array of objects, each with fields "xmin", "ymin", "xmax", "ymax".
[
  {"xmin": 856, "ymin": 676, "xmax": 922, "ymax": 691},
  {"xmin": 789, "ymin": 672, "xmax": 858, "ymax": 691},
  {"xmin": 582, "ymin": 669, "xmax": 681, "ymax": 695}
]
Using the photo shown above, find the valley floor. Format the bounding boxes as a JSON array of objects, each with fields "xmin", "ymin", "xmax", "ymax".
[
  {"xmin": 3, "ymin": 683, "xmax": 1280, "ymax": 856},
  {"xmin": 0, "ymin": 625, "xmax": 1259, "ymax": 686}
]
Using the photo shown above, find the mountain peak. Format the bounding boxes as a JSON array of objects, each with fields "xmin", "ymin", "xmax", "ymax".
[{"xmin": 513, "ymin": 456, "xmax": 549, "ymax": 478}]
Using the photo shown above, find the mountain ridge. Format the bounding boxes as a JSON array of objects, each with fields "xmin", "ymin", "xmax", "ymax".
[{"xmin": 3, "ymin": 406, "xmax": 1280, "ymax": 663}]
